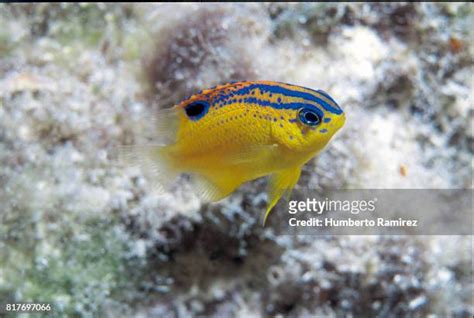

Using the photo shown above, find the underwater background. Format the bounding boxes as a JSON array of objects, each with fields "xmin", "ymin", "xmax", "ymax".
[{"xmin": 0, "ymin": 3, "xmax": 472, "ymax": 317}]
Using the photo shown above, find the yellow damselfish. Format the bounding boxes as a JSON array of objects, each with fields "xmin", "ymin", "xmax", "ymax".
[{"xmin": 122, "ymin": 81, "xmax": 345, "ymax": 225}]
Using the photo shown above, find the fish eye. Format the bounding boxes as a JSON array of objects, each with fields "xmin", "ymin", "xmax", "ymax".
[
  {"xmin": 185, "ymin": 101, "xmax": 209, "ymax": 120},
  {"xmin": 298, "ymin": 108, "xmax": 322, "ymax": 126}
]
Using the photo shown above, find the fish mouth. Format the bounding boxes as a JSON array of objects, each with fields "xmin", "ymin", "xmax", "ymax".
[{"xmin": 333, "ymin": 112, "xmax": 346, "ymax": 131}]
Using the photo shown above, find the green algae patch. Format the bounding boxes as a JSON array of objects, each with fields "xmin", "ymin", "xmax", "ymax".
[{"xmin": 0, "ymin": 217, "xmax": 133, "ymax": 317}]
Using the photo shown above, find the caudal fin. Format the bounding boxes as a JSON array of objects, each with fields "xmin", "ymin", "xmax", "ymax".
[
  {"xmin": 114, "ymin": 106, "xmax": 181, "ymax": 191},
  {"xmin": 117, "ymin": 144, "xmax": 178, "ymax": 192}
]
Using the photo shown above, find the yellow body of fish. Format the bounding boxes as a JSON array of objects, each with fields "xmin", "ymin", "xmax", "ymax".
[{"xmin": 122, "ymin": 80, "xmax": 345, "ymax": 225}]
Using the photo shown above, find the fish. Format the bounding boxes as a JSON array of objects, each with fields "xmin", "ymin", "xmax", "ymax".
[{"xmin": 120, "ymin": 80, "xmax": 346, "ymax": 225}]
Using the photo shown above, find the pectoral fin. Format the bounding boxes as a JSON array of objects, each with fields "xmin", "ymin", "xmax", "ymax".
[
  {"xmin": 263, "ymin": 166, "xmax": 302, "ymax": 226},
  {"xmin": 226, "ymin": 144, "xmax": 279, "ymax": 166}
]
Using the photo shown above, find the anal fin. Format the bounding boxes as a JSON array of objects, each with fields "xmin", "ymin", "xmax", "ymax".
[{"xmin": 192, "ymin": 172, "xmax": 243, "ymax": 202}]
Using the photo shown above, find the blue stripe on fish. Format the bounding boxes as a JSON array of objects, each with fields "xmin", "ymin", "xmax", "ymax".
[
  {"xmin": 274, "ymin": 83, "xmax": 341, "ymax": 112},
  {"xmin": 223, "ymin": 83, "xmax": 343, "ymax": 115},
  {"xmin": 241, "ymin": 97, "xmax": 325, "ymax": 119},
  {"xmin": 277, "ymin": 83, "xmax": 341, "ymax": 112},
  {"xmin": 315, "ymin": 89, "xmax": 340, "ymax": 109}
]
